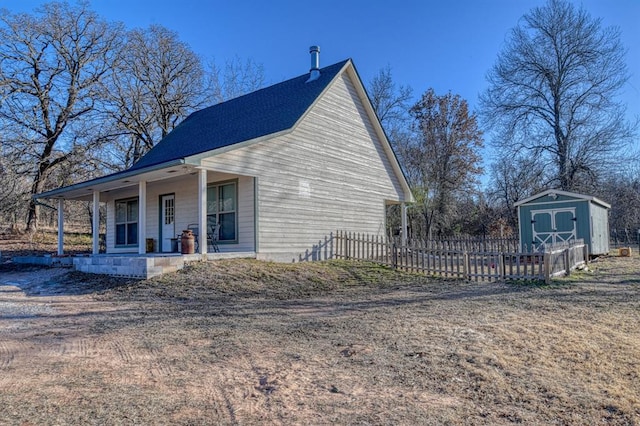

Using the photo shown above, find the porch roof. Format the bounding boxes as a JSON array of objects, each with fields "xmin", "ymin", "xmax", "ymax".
[{"xmin": 34, "ymin": 159, "xmax": 190, "ymax": 201}]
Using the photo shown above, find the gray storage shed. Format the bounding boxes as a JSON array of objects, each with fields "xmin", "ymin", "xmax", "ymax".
[{"xmin": 514, "ymin": 189, "xmax": 611, "ymax": 255}]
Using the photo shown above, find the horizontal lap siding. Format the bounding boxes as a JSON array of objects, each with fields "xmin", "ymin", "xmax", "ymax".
[
  {"xmin": 202, "ymin": 73, "xmax": 403, "ymax": 260},
  {"xmin": 233, "ymin": 176, "xmax": 255, "ymax": 252}
]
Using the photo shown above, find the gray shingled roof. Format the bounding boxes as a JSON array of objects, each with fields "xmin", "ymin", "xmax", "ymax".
[{"xmin": 129, "ymin": 59, "xmax": 350, "ymax": 171}]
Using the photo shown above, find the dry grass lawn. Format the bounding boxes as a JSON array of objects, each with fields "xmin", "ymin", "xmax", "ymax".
[{"xmin": 1, "ymin": 248, "xmax": 639, "ymax": 424}]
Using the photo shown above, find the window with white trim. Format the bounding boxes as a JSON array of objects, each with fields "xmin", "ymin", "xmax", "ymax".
[
  {"xmin": 115, "ymin": 198, "xmax": 138, "ymax": 246},
  {"xmin": 207, "ymin": 181, "xmax": 237, "ymax": 243}
]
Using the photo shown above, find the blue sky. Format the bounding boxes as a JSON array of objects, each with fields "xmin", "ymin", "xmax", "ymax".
[{"xmin": 6, "ymin": 0, "xmax": 640, "ymax": 163}]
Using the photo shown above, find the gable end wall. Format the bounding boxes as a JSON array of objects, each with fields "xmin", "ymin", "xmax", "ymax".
[{"xmin": 202, "ymin": 72, "xmax": 404, "ymax": 261}]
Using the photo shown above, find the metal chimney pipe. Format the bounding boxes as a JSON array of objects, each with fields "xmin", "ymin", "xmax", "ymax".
[
  {"xmin": 307, "ymin": 46, "xmax": 321, "ymax": 82},
  {"xmin": 309, "ymin": 45, "xmax": 320, "ymax": 71}
]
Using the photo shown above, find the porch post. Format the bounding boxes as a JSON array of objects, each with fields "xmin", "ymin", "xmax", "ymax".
[
  {"xmin": 57, "ymin": 198, "xmax": 64, "ymax": 256},
  {"xmin": 198, "ymin": 169, "xmax": 207, "ymax": 255},
  {"xmin": 139, "ymin": 180, "xmax": 147, "ymax": 254},
  {"xmin": 92, "ymin": 191, "xmax": 100, "ymax": 255},
  {"xmin": 401, "ymin": 202, "xmax": 408, "ymax": 245}
]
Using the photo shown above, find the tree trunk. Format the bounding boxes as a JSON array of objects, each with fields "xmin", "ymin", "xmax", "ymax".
[
  {"xmin": 558, "ymin": 142, "xmax": 570, "ymax": 191},
  {"xmin": 26, "ymin": 199, "xmax": 38, "ymax": 232},
  {"xmin": 26, "ymin": 195, "xmax": 39, "ymax": 233},
  {"xmin": 25, "ymin": 162, "xmax": 49, "ymax": 232}
]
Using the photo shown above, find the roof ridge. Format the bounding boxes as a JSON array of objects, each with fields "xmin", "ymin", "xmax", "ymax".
[{"xmin": 206, "ymin": 59, "xmax": 350, "ymax": 108}]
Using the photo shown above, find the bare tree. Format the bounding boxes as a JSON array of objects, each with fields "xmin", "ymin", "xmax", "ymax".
[
  {"xmin": 407, "ymin": 89, "xmax": 484, "ymax": 237},
  {"xmin": 105, "ymin": 25, "xmax": 206, "ymax": 168},
  {"xmin": 367, "ymin": 66, "xmax": 414, "ymax": 237},
  {"xmin": 104, "ymin": 41, "xmax": 265, "ymax": 169},
  {"xmin": 368, "ymin": 65, "xmax": 412, "ymax": 131},
  {"xmin": 0, "ymin": 2, "xmax": 122, "ymax": 231},
  {"xmin": 594, "ymin": 162, "xmax": 640, "ymax": 238},
  {"xmin": 486, "ymin": 153, "xmax": 546, "ymax": 228},
  {"xmin": 207, "ymin": 56, "xmax": 265, "ymax": 104},
  {"xmin": 481, "ymin": 0, "xmax": 635, "ymax": 192},
  {"xmin": 368, "ymin": 66, "xmax": 414, "ymax": 172},
  {"xmin": 0, "ymin": 153, "xmax": 29, "ymax": 225}
]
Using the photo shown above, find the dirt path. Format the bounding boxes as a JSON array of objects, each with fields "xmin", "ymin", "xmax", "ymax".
[
  {"xmin": 1, "ymin": 268, "xmax": 141, "ymax": 374},
  {"xmin": 1, "ymin": 268, "xmax": 70, "ymax": 326}
]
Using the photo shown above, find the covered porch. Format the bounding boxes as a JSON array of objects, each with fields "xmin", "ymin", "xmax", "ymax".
[{"xmin": 37, "ymin": 163, "xmax": 257, "ymax": 277}]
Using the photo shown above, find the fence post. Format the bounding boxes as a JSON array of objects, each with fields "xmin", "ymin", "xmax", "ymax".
[
  {"xmin": 345, "ymin": 232, "xmax": 350, "ymax": 260},
  {"xmin": 583, "ymin": 243, "xmax": 589, "ymax": 265},
  {"xmin": 544, "ymin": 251, "xmax": 551, "ymax": 284},
  {"xmin": 342, "ymin": 231, "xmax": 345, "ymax": 259},
  {"xmin": 564, "ymin": 248, "xmax": 570, "ymax": 276},
  {"xmin": 392, "ymin": 241, "xmax": 398, "ymax": 269},
  {"xmin": 463, "ymin": 250, "xmax": 469, "ymax": 281}
]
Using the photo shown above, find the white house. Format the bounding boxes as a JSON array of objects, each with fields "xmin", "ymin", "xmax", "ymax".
[{"xmin": 35, "ymin": 48, "xmax": 414, "ymax": 276}]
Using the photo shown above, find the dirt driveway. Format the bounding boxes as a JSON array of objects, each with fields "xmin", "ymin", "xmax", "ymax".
[
  {"xmin": 1, "ymin": 258, "xmax": 639, "ymax": 425},
  {"xmin": 0, "ymin": 267, "xmax": 141, "ymax": 370},
  {"xmin": 0, "ymin": 267, "xmax": 95, "ymax": 330},
  {"xmin": 0, "ymin": 266, "xmax": 132, "ymax": 333},
  {"xmin": 1, "ymin": 267, "xmax": 168, "ymax": 424}
]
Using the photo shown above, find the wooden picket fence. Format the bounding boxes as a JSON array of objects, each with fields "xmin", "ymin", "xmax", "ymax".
[
  {"xmin": 406, "ymin": 236, "xmax": 521, "ymax": 252},
  {"xmin": 334, "ymin": 231, "xmax": 587, "ymax": 284}
]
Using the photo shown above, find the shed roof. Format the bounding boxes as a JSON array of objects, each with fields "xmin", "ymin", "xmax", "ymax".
[{"xmin": 514, "ymin": 189, "xmax": 611, "ymax": 209}]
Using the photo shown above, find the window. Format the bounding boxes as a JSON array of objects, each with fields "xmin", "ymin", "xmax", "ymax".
[
  {"xmin": 115, "ymin": 198, "xmax": 138, "ymax": 246},
  {"xmin": 207, "ymin": 181, "xmax": 237, "ymax": 242},
  {"xmin": 164, "ymin": 197, "xmax": 174, "ymax": 225}
]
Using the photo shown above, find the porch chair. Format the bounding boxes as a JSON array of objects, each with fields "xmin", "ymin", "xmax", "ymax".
[{"xmin": 208, "ymin": 223, "xmax": 221, "ymax": 253}]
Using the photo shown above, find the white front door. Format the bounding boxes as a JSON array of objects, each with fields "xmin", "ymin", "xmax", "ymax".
[{"xmin": 161, "ymin": 194, "xmax": 175, "ymax": 252}]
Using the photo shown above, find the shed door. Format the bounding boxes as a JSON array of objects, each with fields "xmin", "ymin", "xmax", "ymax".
[{"xmin": 531, "ymin": 208, "xmax": 576, "ymax": 247}]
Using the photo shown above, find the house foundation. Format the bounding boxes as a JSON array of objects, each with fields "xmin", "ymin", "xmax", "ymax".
[{"xmin": 14, "ymin": 252, "xmax": 257, "ymax": 279}]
